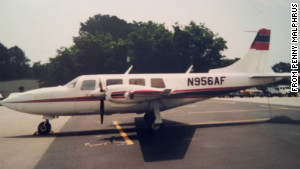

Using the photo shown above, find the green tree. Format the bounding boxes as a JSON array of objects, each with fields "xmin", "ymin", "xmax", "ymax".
[
  {"xmin": 8, "ymin": 46, "xmax": 31, "ymax": 78},
  {"xmin": 173, "ymin": 22, "xmax": 227, "ymax": 72},
  {"xmin": 0, "ymin": 43, "xmax": 10, "ymax": 80},
  {"xmin": 271, "ymin": 62, "xmax": 299, "ymax": 85},
  {"xmin": 0, "ymin": 43, "xmax": 31, "ymax": 81},
  {"xmin": 128, "ymin": 21, "xmax": 178, "ymax": 73},
  {"xmin": 272, "ymin": 62, "xmax": 291, "ymax": 73},
  {"xmin": 32, "ymin": 62, "xmax": 45, "ymax": 79},
  {"xmin": 79, "ymin": 14, "xmax": 133, "ymax": 40},
  {"xmin": 218, "ymin": 58, "xmax": 240, "ymax": 68},
  {"xmin": 73, "ymin": 32, "xmax": 129, "ymax": 74},
  {"xmin": 40, "ymin": 47, "xmax": 78, "ymax": 86},
  {"xmin": 74, "ymin": 15, "xmax": 134, "ymax": 75}
]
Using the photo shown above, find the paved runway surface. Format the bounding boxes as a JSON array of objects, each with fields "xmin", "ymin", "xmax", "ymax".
[{"xmin": 1, "ymin": 98, "xmax": 300, "ymax": 169}]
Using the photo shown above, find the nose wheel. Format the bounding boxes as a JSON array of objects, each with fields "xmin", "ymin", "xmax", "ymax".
[{"xmin": 37, "ymin": 120, "xmax": 52, "ymax": 135}]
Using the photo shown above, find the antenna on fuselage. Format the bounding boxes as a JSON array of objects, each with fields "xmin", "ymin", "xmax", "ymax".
[
  {"xmin": 124, "ymin": 65, "xmax": 133, "ymax": 74},
  {"xmin": 185, "ymin": 65, "xmax": 194, "ymax": 74}
]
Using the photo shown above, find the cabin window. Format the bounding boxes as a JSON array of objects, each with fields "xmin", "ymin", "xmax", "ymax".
[
  {"xmin": 106, "ymin": 79, "xmax": 123, "ymax": 86},
  {"xmin": 80, "ymin": 80, "xmax": 96, "ymax": 90},
  {"xmin": 151, "ymin": 78, "xmax": 165, "ymax": 88},
  {"xmin": 129, "ymin": 78, "xmax": 145, "ymax": 86},
  {"xmin": 65, "ymin": 78, "xmax": 78, "ymax": 88}
]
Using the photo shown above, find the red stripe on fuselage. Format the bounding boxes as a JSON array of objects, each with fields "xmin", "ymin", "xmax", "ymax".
[
  {"xmin": 111, "ymin": 91, "xmax": 126, "ymax": 94},
  {"xmin": 6, "ymin": 96, "xmax": 99, "ymax": 104},
  {"xmin": 134, "ymin": 90, "xmax": 161, "ymax": 93},
  {"xmin": 173, "ymin": 86, "xmax": 251, "ymax": 93},
  {"xmin": 6, "ymin": 86, "xmax": 251, "ymax": 104}
]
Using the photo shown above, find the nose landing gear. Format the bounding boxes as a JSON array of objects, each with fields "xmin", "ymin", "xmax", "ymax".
[{"xmin": 37, "ymin": 120, "xmax": 52, "ymax": 135}]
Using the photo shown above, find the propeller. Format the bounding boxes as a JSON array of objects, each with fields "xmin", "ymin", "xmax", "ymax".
[{"xmin": 99, "ymin": 80, "xmax": 105, "ymax": 124}]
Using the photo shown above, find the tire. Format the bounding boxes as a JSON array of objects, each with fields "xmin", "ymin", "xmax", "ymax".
[
  {"xmin": 151, "ymin": 124, "xmax": 161, "ymax": 131},
  {"xmin": 38, "ymin": 121, "xmax": 51, "ymax": 135}
]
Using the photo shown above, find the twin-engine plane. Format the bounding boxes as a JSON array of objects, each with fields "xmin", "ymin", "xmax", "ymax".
[{"xmin": 1, "ymin": 28, "xmax": 290, "ymax": 134}]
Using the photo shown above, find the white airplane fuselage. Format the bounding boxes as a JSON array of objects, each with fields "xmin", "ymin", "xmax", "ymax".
[{"xmin": 2, "ymin": 73, "xmax": 278, "ymax": 117}]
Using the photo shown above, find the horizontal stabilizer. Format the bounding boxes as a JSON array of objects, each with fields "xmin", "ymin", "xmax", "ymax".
[{"xmin": 249, "ymin": 73, "xmax": 292, "ymax": 78}]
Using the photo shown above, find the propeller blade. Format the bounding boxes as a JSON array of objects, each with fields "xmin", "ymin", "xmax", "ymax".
[
  {"xmin": 99, "ymin": 80, "xmax": 105, "ymax": 124},
  {"xmin": 100, "ymin": 99, "xmax": 104, "ymax": 124},
  {"xmin": 99, "ymin": 81, "xmax": 104, "ymax": 92}
]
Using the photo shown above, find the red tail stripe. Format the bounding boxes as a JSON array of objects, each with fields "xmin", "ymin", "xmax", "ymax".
[{"xmin": 250, "ymin": 42, "xmax": 269, "ymax": 50}]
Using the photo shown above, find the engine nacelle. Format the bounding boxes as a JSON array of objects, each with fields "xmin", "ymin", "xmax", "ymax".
[{"xmin": 105, "ymin": 84, "xmax": 166, "ymax": 104}]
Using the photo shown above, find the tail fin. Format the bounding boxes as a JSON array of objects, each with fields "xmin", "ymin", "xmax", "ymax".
[{"xmin": 209, "ymin": 28, "xmax": 271, "ymax": 73}]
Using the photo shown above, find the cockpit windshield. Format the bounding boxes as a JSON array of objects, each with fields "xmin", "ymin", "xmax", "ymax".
[{"xmin": 65, "ymin": 78, "xmax": 78, "ymax": 88}]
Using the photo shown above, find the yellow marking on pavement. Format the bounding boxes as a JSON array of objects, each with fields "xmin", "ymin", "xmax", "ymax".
[
  {"xmin": 188, "ymin": 118, "xmax": 270, "ymax": 126},
  {"xmin": 113, "ymin": 121, "xmax": 134, "ymax": 145},
  {"xmin": 187, "ymin": 109, "xmax": 270, "ymax": 114}
]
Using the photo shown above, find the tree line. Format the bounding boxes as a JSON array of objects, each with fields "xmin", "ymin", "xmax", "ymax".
[{"xmin": 0, "ymin": 14, "xmax": 295, "ymax": 87}]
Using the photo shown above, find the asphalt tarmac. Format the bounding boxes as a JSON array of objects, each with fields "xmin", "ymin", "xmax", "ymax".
[{"xmin": 1, "ymin": 97, "xmax": 300, "ymax": 169}]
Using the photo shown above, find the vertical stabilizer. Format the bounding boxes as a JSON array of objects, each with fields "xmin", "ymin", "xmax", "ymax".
[{"xmin": 209, "ymin": 28, "xmax": 270, "ymax": 73}]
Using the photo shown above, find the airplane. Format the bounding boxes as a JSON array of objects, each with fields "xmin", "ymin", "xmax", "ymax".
[{"xmin": 0, "ymin": 28, "xmax": 291, "ymax": 135}]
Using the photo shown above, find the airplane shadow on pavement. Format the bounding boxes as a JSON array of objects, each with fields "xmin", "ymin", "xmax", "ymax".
[
  {"xmin": 129, "ymin": 115, "xmax": 300, "ymax": 162},
  {"xmin": 5, "ymin": 115, "xmax": 300, "ymax": 163},
  {"xmin": 132, "ymin": 116, "xmax": 300, "ymax": 162},
  {"xmin": 134, "ymin": 117, "xmax": 196, "ymax": 162}
]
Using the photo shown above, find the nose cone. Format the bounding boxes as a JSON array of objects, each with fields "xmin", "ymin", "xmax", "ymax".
[{"xmin": 0, "ymin": 94, "xmax": 20, "ymax": 110}]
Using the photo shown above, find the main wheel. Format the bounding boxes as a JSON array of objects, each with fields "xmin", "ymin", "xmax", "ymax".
[
  {"xmin": 151, "ymin": 123, "xmax": 161, "ymax": 131},
  {"xmin": 38, "ymin": 121, "xmax": 51, "ymax": 135}
]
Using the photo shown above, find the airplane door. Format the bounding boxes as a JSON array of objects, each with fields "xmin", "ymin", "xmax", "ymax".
[{"xmin": 75, "ymin": 78, "xmax": 99, "ymax": 114}]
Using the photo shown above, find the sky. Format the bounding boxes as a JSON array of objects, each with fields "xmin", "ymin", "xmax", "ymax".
[{"xmin": 0, "ymin": 0, "xmax": 298, "ymax": 68}]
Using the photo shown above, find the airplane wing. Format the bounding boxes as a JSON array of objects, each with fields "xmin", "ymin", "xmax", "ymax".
[
  {"xmin": 106, "ymin": 85, "xmax": 172, "ymax": 103},
  {"xmin": 129, "ymin": 89, "xmax": 172, "ymax": 100}
]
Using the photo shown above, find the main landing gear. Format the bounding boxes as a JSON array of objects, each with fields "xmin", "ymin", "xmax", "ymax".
[{"xmin": 143, "ymin": 101, "xmax": 163, "ymax": 131}]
